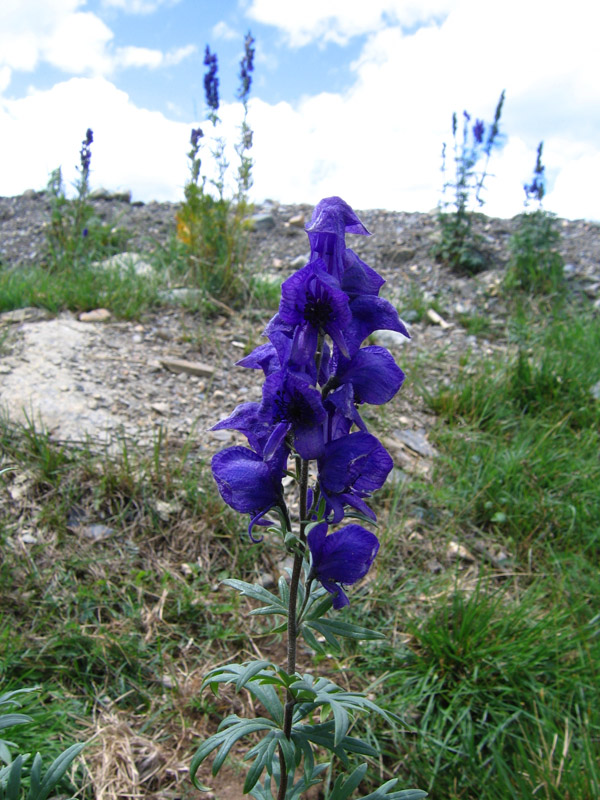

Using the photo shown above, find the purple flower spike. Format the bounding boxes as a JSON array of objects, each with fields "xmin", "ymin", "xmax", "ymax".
[{"xmin": 307, "ymin": 521, "xmax": 380, "ymax": 609}]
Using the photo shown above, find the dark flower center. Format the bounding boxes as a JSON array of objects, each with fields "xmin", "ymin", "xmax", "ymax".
[
  {"xmin": 304, "ymin": 287, "xmax": 333, "ymax": 328},
  {"xmin": 274, "ymin": 388, "xmax": 314, "ymax": 426}
]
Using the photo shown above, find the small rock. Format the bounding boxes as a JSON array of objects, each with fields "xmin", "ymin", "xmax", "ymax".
[
  {"xmin": 290, "ymin": 254, "xmax": 308, "ymax": 268},
  {"xmin": 251, "ymin": 213, "xmax": 276, "ymax": 231},
  {"xmin": 426, "ymin": 308, "xmax": 451, "ymax": 328},
  {"xmin": 160, "ymin": 358, "xmax": 214, "ymax": 378},
  {"xmin": 82, "ymin": 523, "xmax": 115, "ymax": 541},
  {"xmin": 446, "ymin": 540, "xmax": 475, "ymax": 562},
  {"xmin": 288, "ymin": 213, "xmax": 305, "ymax": 228},
  {"xmin": 392, "ymin": 428, "xmax": 436, "ymax": 458},
  {"xmin": 79, "ymin": 308, "xmax": 112, "ymax": 323}
]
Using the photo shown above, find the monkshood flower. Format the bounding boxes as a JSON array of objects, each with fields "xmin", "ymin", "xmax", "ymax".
[
  {"xmin": 306, "ymin": 196, "xmax": 370, "ymax": 281},
  {"xmin": 318, "ymin": 431, "xmax": 393, "ymax": 522},
  {"xmin": 238, "ymin": 31, "xmax": 255, "ymax": 102},
  {"xmin": 307, "ymin": 521, "xmax": 380, "ymax": 609},
  {"xmin": 279, "ymin": 260, "xmax": 352, "ymax": 362},
  {"xmin": 259, "ymin": 369, "xmax": 327, "ymax": 460},
  {"xmin": 473, "ymin": 119, "xmax": 485, "ymax": 145},
  {"xmin": 211, "ymin": 443, "xmax": 287, "ymax": 540},
  {"xmin": 203, "ymin": 46, "xmax": 219, "ymax": 112}
]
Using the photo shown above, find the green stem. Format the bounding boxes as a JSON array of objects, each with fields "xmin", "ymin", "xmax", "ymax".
[{"xmin": 277, "ymin": 458, "xmax": 309, "ymax": 800}]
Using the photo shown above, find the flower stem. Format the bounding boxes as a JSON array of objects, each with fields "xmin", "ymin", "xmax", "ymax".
[{"xmin": 277, "ymin": 457, "xmax": 309, "ymax": 800}]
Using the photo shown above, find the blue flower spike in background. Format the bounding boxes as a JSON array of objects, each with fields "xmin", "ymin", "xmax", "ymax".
[{"xmin": 195, "ymin": 197, "xmax": 425, "ymax": 800}]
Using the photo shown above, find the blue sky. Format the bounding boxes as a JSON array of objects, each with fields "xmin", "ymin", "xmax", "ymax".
[{"xmin": 1, "ymin": 0, "xmax": 599, "ymax": 220}]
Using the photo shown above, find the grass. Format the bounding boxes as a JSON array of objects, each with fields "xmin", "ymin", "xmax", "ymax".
[{"xmin": 1, "ymin": 234, "xmax": 599, "ymax": 798}]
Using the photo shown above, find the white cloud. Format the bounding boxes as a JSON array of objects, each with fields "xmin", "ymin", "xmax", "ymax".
[
  {"xmin": 115, "ymin": 43, "xmax": 196, "ymax": 70},
  {"xmin": 1, "ymin": 0, "xmax": 599, "ymax": 221},
  {"xmin": 41, "ymin": 11, "xmax": 114, "ymax": 75},
  {"xmin": 245, "ymin": 0, "xmax": 453, "ymax": 46},
  {"xmin": 0, "ymin": 77, "xmax": 192, "ymax": 201},
  {"xmin": 0, "ymin": 0, "xmax": 196, "ymax": 79},
  {"xmin": 101, "ymin": 0, "xmax": 181, "ymax": 13},
  {"xmin": 212, "ymin": 21, "xmax": 240, "ymax": 41}
]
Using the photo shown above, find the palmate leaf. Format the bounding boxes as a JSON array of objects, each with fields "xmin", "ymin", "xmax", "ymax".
[
  {"xmin": 0, "ymin": 715, "xmax": 32, "ymax": 733},
  {"xmin": 292, "ymin": 722, "xmax": 378, "ymax": 766},
  {"xmin": 327, "ymin": 765, "xmax": 427, "ymax": 800},
  {"xmin": 288, "ymin": 673, "xmax": 404, "ymax": 746},
  {"xmin": 201, "ymin": 663, "xmax": 284, "ymax": 726},
  {"xmin": 190, "ymin": 715, "xmax": 277, "ymax": 791},
  {"xmin": 305, "ymin": 618, "xmax": 385, "ymax": 652}
]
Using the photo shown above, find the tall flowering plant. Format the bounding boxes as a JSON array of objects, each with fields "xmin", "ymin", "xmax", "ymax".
[{"xmin": 191, "ymin": 198, "xmax": 426, "ymax": 800}]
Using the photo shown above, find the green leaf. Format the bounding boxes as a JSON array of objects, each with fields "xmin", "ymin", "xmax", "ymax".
[
  {"xmin": 242, "ymin": 732, "xmax": 279, "ymax": 794},
  {"xmin": 329, "ymin": 763, "xmax": 368, "ymax": 800},
  {"xmin": 28, "ymin": 742, "xmax": 86, "ymax": 800},
  {"xmin": 222, "ymin": 579, "xmax": 286, "ymax": 612},
  {"xmin": 312, "ymin": 618, "xmax": 385, "ymax": 642},
  {"xmin": 0, "ymin": 715, "xmax": 33, "ymax": 732},
  {"xmin": 234, "ymin": 660, "xmax": 274, "ymax": 692},
  {"xmin": 330, "ymin": 701, "xmax": 350, "ymax": 747},
  {"xmin": 4, "ymin": 755, "xmax": 23, "ymax": 800},
  {"xmin": 212, "ymin": 718, "xmax": 276, "ymax": 774},
  {"xmin": 359, "ymin": 783, "xmax": 428, "ymax": 799}
]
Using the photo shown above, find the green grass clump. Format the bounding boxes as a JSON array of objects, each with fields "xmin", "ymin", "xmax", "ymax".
[
  {"xmin": 0, "ymin": 260, "xmax": 161, "ymax": 319},
  {"xmin": 428, "ymin": 304, "xmax": 600, "ymax": 553},
  {"xmin": 504, "ymin": 210, "xmax": 564, "ymax": 295}
]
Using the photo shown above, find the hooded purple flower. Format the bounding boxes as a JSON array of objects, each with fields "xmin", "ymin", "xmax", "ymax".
[
  {"xmin": 307, "ymin": 521, "xmax": 379, "ymax": 609},
  {"xmin": 278, "ymin": 260, "xmax": 352, "ymax": 363},
  {"xmin": 259, "ymin": 369, "xmax": 327, "ymax": 459},
  {"xmin": 211, "ymin": 445, "xmax": 286, "ymax": 540},
  {"xmin": 306, "ymin": 197, "xmax": 370, "ymax": 281},
  {"xmin": 318, "ymin": 431, "xmax": 393, "ymax": 522}
]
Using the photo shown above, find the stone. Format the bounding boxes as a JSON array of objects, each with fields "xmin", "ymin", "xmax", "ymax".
[
  {"xmin": 82, "ymin": 523, "xmax": 115, "ymax": 540},
  {"xmin": 392, "ymin": 428, "xmax": 436, "ymax": 458},
  {"xmin": 160, "ymin": 358, "xmax": 214, "ymax": 377},
  {"xmin": 290, "ymin": 254, "xmax": 309, "ymax": 268},
  {"xmin": 288, "ymin": 213, "xmax": 305, "ymax": 228},
  {"xmin": 426, "ymin": 308, "xmax": 451, "ymax": 328},
  {"xmin": 251, "ymin": 212, "xmax": 276, "ymax": 231},
  {"xmin": 79, "ymin": 308, "xmax": 112, "ymax": 322}
]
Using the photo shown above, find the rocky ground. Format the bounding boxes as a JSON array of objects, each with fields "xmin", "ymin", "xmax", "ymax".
[{"xmin": 1, "ymin": 189, "xmax": 599, "ymax": 470}]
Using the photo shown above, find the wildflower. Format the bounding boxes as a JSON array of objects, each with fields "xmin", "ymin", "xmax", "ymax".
[
  {"xmin": 80, "ymin": 128, "xmax": 93, "ymax": 175},
  {"xmin": 306, "ymin": 196, "xmax": 370, "ymax": 281},
  {"xmin": 473, "ymin": 119, "xmax": 485, "ymax": 144},
  {"xmin": 204, "ymin": 46, "xmax": 219, "ymax": 112},
  {"xmin": 307, "ymin": 521, "xmax": 380, "ymax": 609},
  {"xmin": 317, "ymin": 431, "xmax": 393, "ymax": 522},
  {"xmin": 238, "ymin": 31, "xmax": 255, "ymax": 102},
  {"xmin": 524, "ymin": 141, "xmax": 545, "ymax": 204},
  {"xmin": 259, "ymin": 369, "xmax": 327, "ymax": 459},
  {"xmin": 190, "ymin": 128, "xmax": 203, "ymax": 149},
  {"xmin": 278, "ymin": 261, "xmax": 352, "ymax": 363},
  {"xmin": 211, "ymin": 445, "xmax": 286, "ymax": 540}
]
